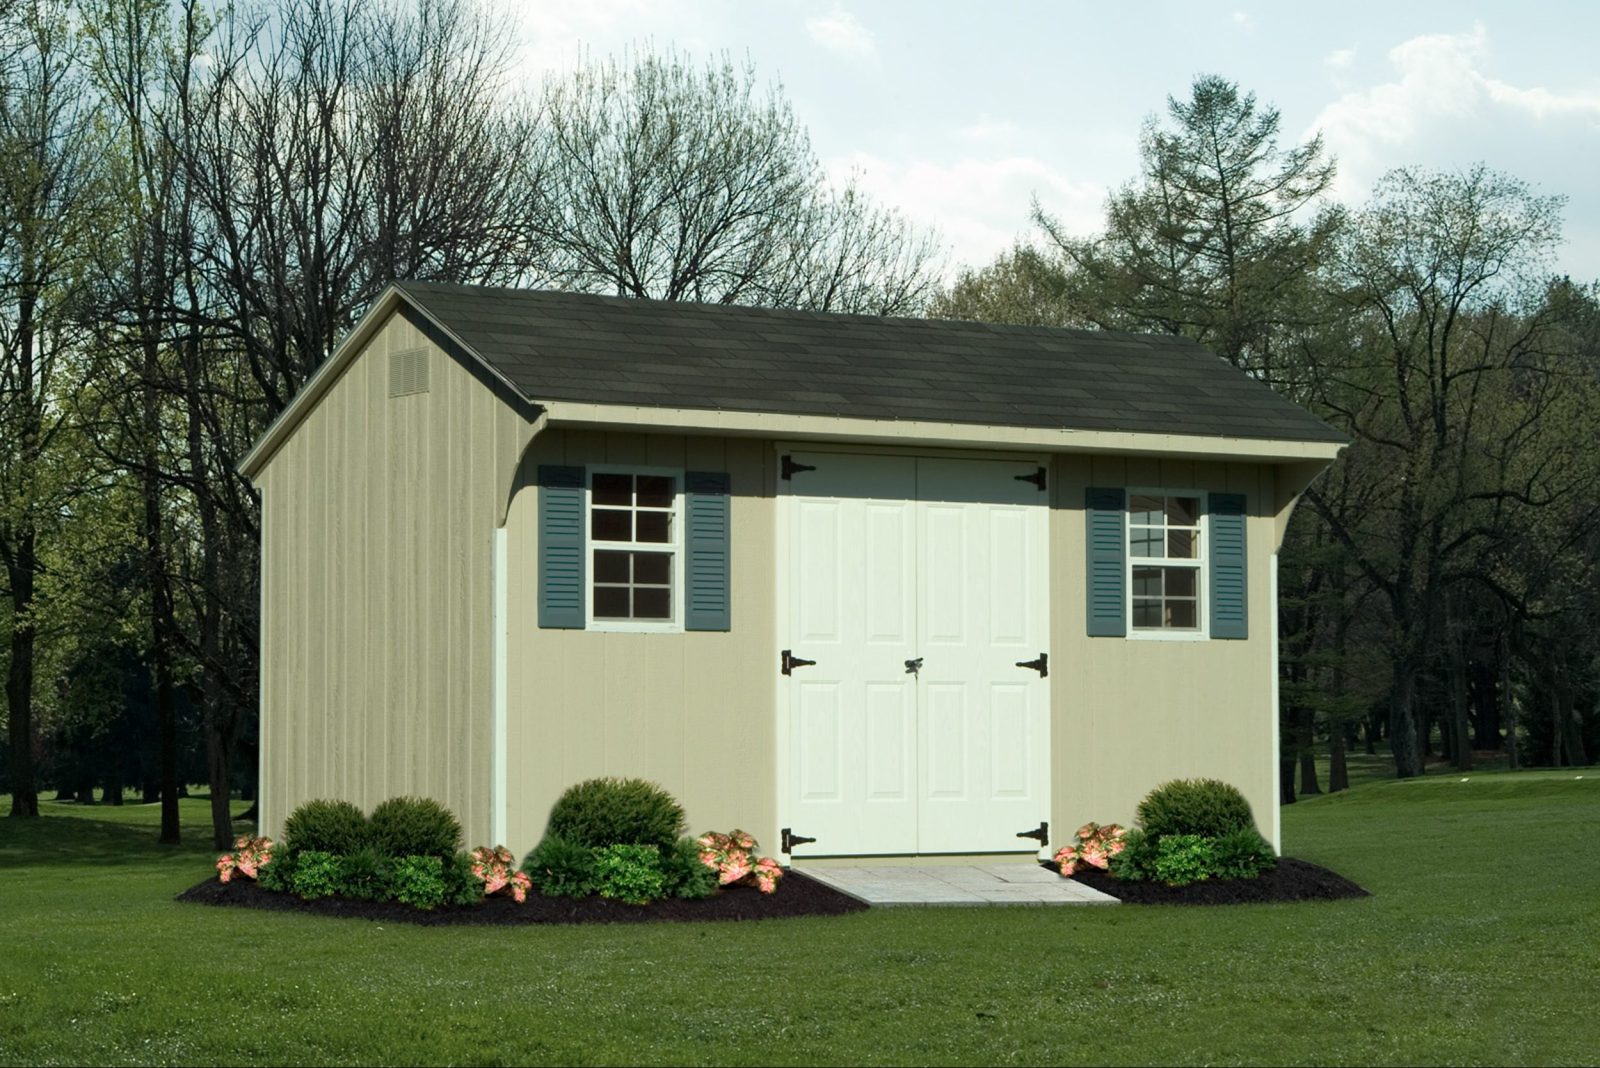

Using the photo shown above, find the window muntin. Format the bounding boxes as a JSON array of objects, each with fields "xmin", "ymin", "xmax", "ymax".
[
  {"xmin": 587, "ymin": 470, "xmax": 681, "ymax": 626},
  {"xmin": 1128, "ymin": 492, "xmax": 1203, "ymax": 633}
]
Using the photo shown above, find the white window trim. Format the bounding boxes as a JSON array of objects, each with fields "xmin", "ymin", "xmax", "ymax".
[
  {"xmin": 583, "ymin": 463, "xmax": 686, "ymax": 634},
  {"xmin": 1125, "ymin": 487, "xmax": 1209, "ymax": 642}
]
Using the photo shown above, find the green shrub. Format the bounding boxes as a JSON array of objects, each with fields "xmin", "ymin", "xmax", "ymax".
[
  {"xmin": 1152, "ymin": 834, "xmax": 1217, "ymax": 887},
  {"xmin": 443, "ymin": 852, "xmax": 486, "ymax": 907},
  {"xmin": 391, "ymin": 855, "xmax": 448, "ymax": 909},
  {"xmin": 1136, "ymin": 778, "xmax": 1256, "ymax": 840},
  {"xmin": 594, "ymin": 844, "xmax": 667, "ymax": 905},
  {"xmin": 368, "ymin": 796, "xmax": 462, "ymax": 859},
  {"xmin": 283, "ymin": 799, "xmax": 369, "ymax": 855},
  {"xmin": 258, "ymin": 844, "xmax": 296, "ymax": 892},
  {"xmin": 661, "ymin": 837, "xmax": 718, "ymax": 900},
  {"xmin": 1107, "ymin": 828, "xmax": 1157, "ymax": 881},
  {"xmin": 1211, "ymin": 825, "xmax": 1277, "ymax": 880},
  {"xmin": 546, "ymin": 777, "xmax": 686, "ymax": 851},
  {"xmin": 521, "ymin": 836, "xmax": 598, "ymax": 898},
  {"xmin": 288, "ymin": 850, "xmax": 342, "ymax": 899},
  {"xmin": 335, "ymin": 847, "xmax": 394, "ymax": 901}
]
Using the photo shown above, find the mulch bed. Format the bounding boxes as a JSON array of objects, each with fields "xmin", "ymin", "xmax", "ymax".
[
  {"xmin": 176, "ymin": 871, "xmax": 868, "ymax": 926},
  {"xmin": 1061, "ymin": 857, "xmax": 1370, "ymax": 906}
]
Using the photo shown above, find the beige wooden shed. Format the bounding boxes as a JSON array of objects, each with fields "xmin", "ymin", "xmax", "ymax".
[{"xmin": 240, "ymin": 282, "xmax": 1343, "ymax": 861}]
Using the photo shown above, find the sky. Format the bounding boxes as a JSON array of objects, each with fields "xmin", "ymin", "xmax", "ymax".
[{"xmin": 510, "ymin": 1, "xmax": 1600, "ymax": 283}]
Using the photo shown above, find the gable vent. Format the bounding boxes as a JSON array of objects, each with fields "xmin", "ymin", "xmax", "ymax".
[{"xmin": 388, "ymin": 347, "xmax": 430, "ymax": 397}]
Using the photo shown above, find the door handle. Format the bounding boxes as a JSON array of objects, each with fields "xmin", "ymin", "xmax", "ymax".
[
  {"xmin": 904, "ymin": 657, "xmax": 923, "ymax": 676},
  {"xmin": 1015, "ymin": 653, "xmax": 1048, "ymax": 677}
]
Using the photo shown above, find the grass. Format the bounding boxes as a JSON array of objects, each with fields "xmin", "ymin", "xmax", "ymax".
[{"xmin": 0, "ymin": 773, "xmax": 1596, "ymax": 1066}]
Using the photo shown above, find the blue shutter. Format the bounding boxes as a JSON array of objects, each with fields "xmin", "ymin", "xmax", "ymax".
[
  {"xmin": 685, "ymin": 471, "xmax": 731, "ymax": 632},
  {"xmin": 1085, "ymin": 487, "xmax": 1127, "ymax": 637},
  {"xmin": 538, "ymin": 466, "xmax": 585, "ymax": 629},
  {"xmin": 1208, "ymin": 492, "xmax": 1248, "ymax": 640}
]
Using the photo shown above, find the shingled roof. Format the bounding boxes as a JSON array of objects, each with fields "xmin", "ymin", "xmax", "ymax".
[{"xmin": 393, "ymin": 280, "xmax": 1343, "ymax": 444}]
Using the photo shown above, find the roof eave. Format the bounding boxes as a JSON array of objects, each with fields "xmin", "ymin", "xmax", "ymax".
[{"xmin": 539, "ymin": 400, "xmax": 1346, "ymax": 464}]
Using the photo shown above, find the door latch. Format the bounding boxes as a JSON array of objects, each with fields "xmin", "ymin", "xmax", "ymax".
[
  {"xmin": 904, "ymin": 657, "xmax": 923, "ymax": 676},
  {"xmin": 781, "ymin": 649, "xmax": 817, "ymax": 676},
  {"xmin": 1015, "ymin": 653, "xmax": 1048, "ymax": 677}
]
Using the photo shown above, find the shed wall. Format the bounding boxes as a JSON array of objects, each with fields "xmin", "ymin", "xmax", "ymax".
[
  {"xmin": 503, "ymin": 430, "xmax": 778, "ymax": 857},
  {"xmin": 256, "ymin": 307, "xmax": 532, "ymax": 844}
]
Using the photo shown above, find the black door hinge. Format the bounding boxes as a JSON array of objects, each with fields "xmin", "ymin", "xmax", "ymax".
[
  {"xmin": 781, "ymin": 455, "xmax": 816, "ymax": 480},
  {"xmin": 782, "ymin": 828, "xmax": 816, "ymax": 853},
  {"xmin": 1015, "ymin": 653, "xmax": 1048, "ymax": 677},
  {"xmin": 1016, "ymin": 821, "xmax": 1049, "ymax": 845},
  {"xmin": 781, "ymin": 649, "xmax": 817, "ymax": 675},
  {"xmin": 1014, "ymin": 466, "xmax": 1047, "ymax": 491}
]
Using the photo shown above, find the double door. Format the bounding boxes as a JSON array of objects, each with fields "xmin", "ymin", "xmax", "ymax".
[{"xmin": 782, "ymin": 452, "xmax": 1050, "ymax": 855}]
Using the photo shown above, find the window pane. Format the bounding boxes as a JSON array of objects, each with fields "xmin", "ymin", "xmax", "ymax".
[
  {"xmin": 1132, "ymin": 567, "xmax": 1163, "ymax": 597},
  {"xmin": 593, "ymin": 473, "xmax": 632, "ymax": 506},
  {"xmin": 633, "ymin": 587, "xmax": 671, "ymax": 619},
  {"xmin": 594, "ymin": 550, "xmax": 630, "ymax": 583},
  {"xmin": 635, "ymin": 511, "xmax": 670, "ymax": 544},
  {"xmin": 1130, "ymin": 530, "xmax": 1161, "ymax": 557},
  {"xmin": 1132, "ymin": 600, "xmax": 1162, "ymax": 628},
  {"xmin": 633, "ymin": 551, "xmax": 671, "ymax": 585},
  {"xmin": 1165, "ymin": 566, "xmax": 1197, "ymax": 597},
  {"xmin": 636, "ymin": 475, "xmax": 674, "ymax": 508},
  {"xmin": 591, "ymin": 508, "xmax": 631, "ymax": 541},
  {"xmin": 1167, "ymin": 530, "xmax": 1195, "ymax": 558},
  {"xmin": 1167, "ymin": 599, "xmax": 1197, "ymax": 629},
  {"xmin": 593, "ymin": 585, "xmax": 629, "ymax": 619},
  {"xmin": 1167, "ymin": 496, "xmax": 1200, "ymax": 525},
  {"xmin": 1130, "ymin": 495, "xmax": 1163, "ymax": 525}
]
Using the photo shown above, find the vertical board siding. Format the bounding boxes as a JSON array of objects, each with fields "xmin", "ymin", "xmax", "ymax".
[
  {"xmin": 1050, "ymin": 455, "xmax": 1280, "ymax": 847},
  {"xmin": 254, "ymin": 307, "xmax": 533, "ymax": 845}
]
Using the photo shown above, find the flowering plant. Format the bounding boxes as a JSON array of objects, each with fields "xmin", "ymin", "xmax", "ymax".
[
  {"xmin": 468, "ymin": 845, "xmax": 532, "ymax": 903},
  {"xmin": 216, "ymin": 836, "xmax": 274, "ymax": 884},
  {"xmin": 1053, "ymin": 821, "xmax": 1126, "ymax": 877},
  {"xmin": 695, "ymin": 830, "xmax": 785, "ymax": 894}
]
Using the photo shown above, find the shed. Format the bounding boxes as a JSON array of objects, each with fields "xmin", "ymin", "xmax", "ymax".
[{"xmin": 240, "ymin": 281, "xmax": 1343, "ymax": 859}]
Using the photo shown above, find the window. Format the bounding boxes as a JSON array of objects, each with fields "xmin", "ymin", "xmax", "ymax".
[
  {"xmin": 1128, "ymin": 493, "xmax": 1203, "ymax": 633},
  {"xmin": 587, "ymin": 469, "xmax": 682, "ymax": 628}
]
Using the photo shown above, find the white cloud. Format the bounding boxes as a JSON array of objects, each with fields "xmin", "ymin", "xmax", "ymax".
[
  {"xmin": 957, "ymin": 114, "xmax": 1022, "ymax": 143},
  {"xmin": 513, "ymin": 1, "xmax": 696, "ymax": 79},
  {"xmin": 805, "ymin": 7, "xmax": 876, "ymax": 59},
  {"xmin": 1232, "ymin": 10, "xmax": 1252, "ymax": 28},
  {"xmin": 828, "ymin": 152, "xmax": 1105, "ymax": 275},
  {"xmin": 1309, "ymin": 23, "xmax": 1600, "ymax": 278},
  {"xmin": 1324, "ymin": 47, "xmax": 1356, "ymax": 72}
]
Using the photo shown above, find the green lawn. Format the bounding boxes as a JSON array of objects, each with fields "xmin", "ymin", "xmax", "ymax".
[{"xmin": 1, "ymin": 772, "xmax": 1596, "ymax": 1066}]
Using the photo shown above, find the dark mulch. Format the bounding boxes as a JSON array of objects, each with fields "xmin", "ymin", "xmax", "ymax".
[
  {"xmin": 1061, "ymin": 857, "xmax": 1370, "ymax": 906},
  {"xmin": 176, "ymin": 872, "xmax": 868, "ymax": 926}
]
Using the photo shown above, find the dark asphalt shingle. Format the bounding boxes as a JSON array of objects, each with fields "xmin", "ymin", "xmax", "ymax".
[{"xmin": 394, "ymin": 281, "xmax": 1344, "ymax": 444}]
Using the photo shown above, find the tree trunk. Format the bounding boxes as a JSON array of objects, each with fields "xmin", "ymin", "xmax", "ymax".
[
  {"xmin": 1279, "ymin": 757, "xmax": 1297, "ymax": 805},
  {"xmin": 1297, "ymin": 703, "xmax": 1322, "ymax": 795},
  {"xmin": 140, "ymin": 348, "xmax": 181, "ymax": 845},
  {"xmin": 1502, "ymin": 632, "xmax": 1519, "ymax": 770},
  {"xmin": 1450, "ymin": 635, "xmax": 1472, "ymax": 771},
  {"xmin": 5, "ymin": 532, "xmax": 39, "ymax": 818},
  {"xmin": 1329, "ymin": 725, "xmax": 1349, "ymax": 792},
  {"xmin": 1390, "ymin": 654, "xmax": 1424, "ymax": 778}
]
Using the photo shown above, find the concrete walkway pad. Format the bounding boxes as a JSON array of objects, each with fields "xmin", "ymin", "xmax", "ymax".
[{"xmin": 800, "ymin": 862, "xmax": 1119, "ymax": 906}]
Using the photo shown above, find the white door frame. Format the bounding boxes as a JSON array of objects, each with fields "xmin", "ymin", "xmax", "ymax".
[{"xmin": 774, "ymin": 442, "xmax": 1052, "ymax": 856}]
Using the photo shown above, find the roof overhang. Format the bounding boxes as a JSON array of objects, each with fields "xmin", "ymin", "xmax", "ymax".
[{"xmin": 540, "ymin": 400, "xmax": 1345, "ymax": 464}]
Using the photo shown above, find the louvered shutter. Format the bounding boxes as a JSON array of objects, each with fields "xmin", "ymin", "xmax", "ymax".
[
  {"xmin": 1208, "ymin": 492, "xmax": 1248, "ymax": 639},
  {"xmin": 684, "ymin": 471, "xmax": 731, "ymax": 631},
  {"xmin": 538, "ymin": 466, "xmax": 585, "ymax": 629},
  {"xmin": 1085, "ymin": 487, "xmax": 1127, "ymax": 637}
]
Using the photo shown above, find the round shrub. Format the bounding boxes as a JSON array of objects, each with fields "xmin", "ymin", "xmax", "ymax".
[
  {"xmin": 594, "ymin": 843, "xmax": 666, "ymax": 905},
  {"xmin": 368, "ymin": 796, "xmax": 462, "ymax": 859},
  {"xmin": 662, "ymin": 836, "xmax": 719, "ymax": 900},
  {"xmin": 283, "ymin": 799, "xmax": 369, "ymax": 855},
  {"xmin": 1211, "ymin": 825, "xmax": 1277, "ymax": 880},
  {"xmin": 522, "ymin": 835, "xmax": 598, "ymax": 899},
  {"xmin": 1106, "ymin": 828, "xmax": 1157, "ymax": 882},
  {"xmin": 1151, "ymin": 834, "xmax": 1217, "ymax": 887},
  {"xmin": 335, "ymin": 847, "xmax": 394, "ymax": 902},
  {"xmin": 545, "ymin": 777, "xmax": 686, "ymax": 851},
  {"xmin": 1136, "ymin": 778, "xmax": 1256, "ymax": 840}
]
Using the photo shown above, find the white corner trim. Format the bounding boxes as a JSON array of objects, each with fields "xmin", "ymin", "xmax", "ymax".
[
  {"xmin": 1269, "ymin": 552, "xmax": 1282, "ymax": 853},
  {"xmin": 491, "ymin": 526, "xmax": 509, "ymax": 848}
]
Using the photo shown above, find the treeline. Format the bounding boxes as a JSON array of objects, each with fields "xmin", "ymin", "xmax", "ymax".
[
  {"xmin": 938, "ymin": 77, "xmax": 1600, "ymax": 792},
  {"xmin": 0, "ymin": 0, "xmax": 941, "ymax": 846}
]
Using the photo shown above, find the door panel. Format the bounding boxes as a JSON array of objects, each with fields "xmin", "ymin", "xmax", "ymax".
[{"xmin": 785, "ymin": 452, "xmax": 1049, "ymax": 856}]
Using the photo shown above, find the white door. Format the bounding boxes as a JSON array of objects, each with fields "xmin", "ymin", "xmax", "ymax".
[{"xmin": 783, "ymin": 451, "xmax": 1051, "ymax": 855}]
